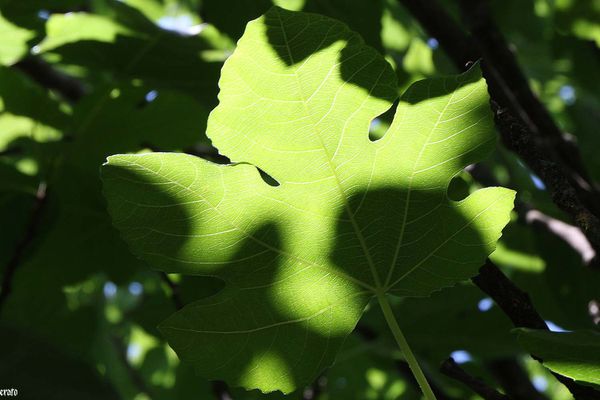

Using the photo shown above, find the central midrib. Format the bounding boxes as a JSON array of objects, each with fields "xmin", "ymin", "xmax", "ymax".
[
  {"xmin": 276, "ymin": 10, "xmax": 383, "ymax": 292},
  {"xmin": 384, "ymin": 80, "xmax": 462, "ymax": 289}
]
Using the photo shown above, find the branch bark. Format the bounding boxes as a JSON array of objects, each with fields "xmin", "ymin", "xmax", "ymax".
[{"xmin": 492, "ymin": 103, "xmax": 600, "ymax": 262}]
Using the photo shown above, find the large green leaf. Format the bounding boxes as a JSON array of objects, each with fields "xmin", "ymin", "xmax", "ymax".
[
  {"xmin": 102, "ymin": 7, "xmax": 514, "ymax": 394},
  {"xmin": 516, "ymin": 329, "xmax": 600, "ymax": 387}
]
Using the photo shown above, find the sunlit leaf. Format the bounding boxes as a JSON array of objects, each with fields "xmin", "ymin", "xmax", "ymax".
[
  {"xmin": 0, "ymin": 11, "xmax": 34, "ymax": 65},
  {"xmin": 102, "ymin": 7, "xmax": 513, "ymax": 393}
]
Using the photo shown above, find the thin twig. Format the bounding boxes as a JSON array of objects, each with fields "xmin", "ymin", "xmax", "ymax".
[
  {"xmin": 0, "ymin": 182, "xmax": 47, "ymax": 315},
  {"xmin": 159, "ymin": 272, "xmax": 184, "ymax": 311},
  {"xmin": 440, "ymin": 357, "xmax": 511, "ymax": 400}
]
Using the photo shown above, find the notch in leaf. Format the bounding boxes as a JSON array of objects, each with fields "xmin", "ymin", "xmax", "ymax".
[{"xmin": 101, "ymin": 6, "xmax": 514, "ymax": 399}]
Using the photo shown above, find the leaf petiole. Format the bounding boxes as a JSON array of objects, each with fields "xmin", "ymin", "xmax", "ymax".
[{"xmin": 376, "ymin": 291, "xmax": 438, "ymax": 400}]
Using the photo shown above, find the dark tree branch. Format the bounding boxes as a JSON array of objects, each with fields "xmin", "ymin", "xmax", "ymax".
[
  {"xmin": 140, "ymin": 142, "xmax": 231, "ymax": 165},
  {"xmin": 493, "ymin": 103, "xmax": 600, "ymax": 259},
  {"xmin": 473, "ymin": 261, "xmax": 600, "ymax": 399},
  {"xmin": 397, "ymin": 0, "xmax": 600, "ymax": 259},
  {"xmin": 458, "ymin": 0, "xmax": 596, "ymax": 194},
  {"xmin": 440, "ymin": 357, "xmax": 511, "ymax": 400},
  {"xmin": 0, "ymin": 183, "xmax": 47, "ymax": 315},
  {"xmin": 472, "ymin": 261, "xmax": 548, "ymax": 330},
  {"xmin": 466, "ymin": 163, "xmax": 597, "ymax": 267},
  {"xmin": 14, "ymin": 56, "xmax": 86, "ymax": 103},
  {"xmin": 486, "ymin": 358, "xmax": 549, "ymax": 400},
  {"xmin": 397, "ymin": 0, "xmax": 479, "ymax": 70}
]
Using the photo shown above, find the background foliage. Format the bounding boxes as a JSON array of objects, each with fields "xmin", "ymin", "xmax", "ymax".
[{"xmin": 0, "ymin": 0, "xmax": 599, "ymax": 399}]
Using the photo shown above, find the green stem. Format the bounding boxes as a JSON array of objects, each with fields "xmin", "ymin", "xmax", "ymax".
[{"xmin": 376, "ymin": 291, "xmax": 437, "ymax": 400}]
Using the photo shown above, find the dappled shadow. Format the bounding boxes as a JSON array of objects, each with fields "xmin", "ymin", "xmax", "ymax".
[
  {"xmin": 0, "ymin": 66, "xmax": 67, "ymax": 130},
  {"xmin": 51, "ymin": 35, "xmax": 221, "ymax": 107},
  {"xmin": 201, "ymin": 0, "xmax": 383, "ymax": 52},
  {"xmin": 331, "ymin": 187, "xmax": 494, "ymax": 296},
  {"xmin": 41, "ymin": 1, "xmax": 222, "ymax": 107},
  {"xmin": 202, "ymin": 0, "xmax": 273, "ymax": 41},
  {"xmin": 261, "ymin": 6, "xmax": 392, "ymax": 101},
  {"xmin": 103, "ymin": 159, "xmax": 355, "ymax": 388},
  {"xmin": 201, "ymin": 1, "xmax": 389, "ymax": 100},
  {"xmin": 302, "ymin": 0, "xmax": 383, "ymax": 52},
  {"xmin": 104, "ymin": 151, "xmax": 502, "ymax": 393}
]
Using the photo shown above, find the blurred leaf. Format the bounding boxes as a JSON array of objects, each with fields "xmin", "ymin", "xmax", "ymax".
[
  {"xmin": 555, "ymin": 0, "xmax": 600, "ymax": 46},
  {"xmin": 516, "ymin": 328, "xmax": 600, "ymax": 387},
  {"xmin": 2, "ymin": 83, "xmax": 209, "ymax": 363},
  {"xmin": 38, "ymin": 12, "xmax": 132, "ymax": 52},
  {"xmin": 38, "ymin": 2, "xmax": 222, "ymax": 105},
  {"xmin": 0, "ymin": 12, "xmax": 34, "ymax": 66},
  {"xmin": 0, "ymin": 67, "xmax": 68, "ymax": 165}
]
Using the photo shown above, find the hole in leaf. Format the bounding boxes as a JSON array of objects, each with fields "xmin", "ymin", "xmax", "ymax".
[
  {"xmin": 368, "ymin": 99, "xmax": 399, "ymax": 142},
  {"xmin": 257, "ymin": 167, "xmax": 280, "ymax": 187},
  {"xmin": 447, "ymin": 175, "xmax": 470, "ymax": 201}
]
